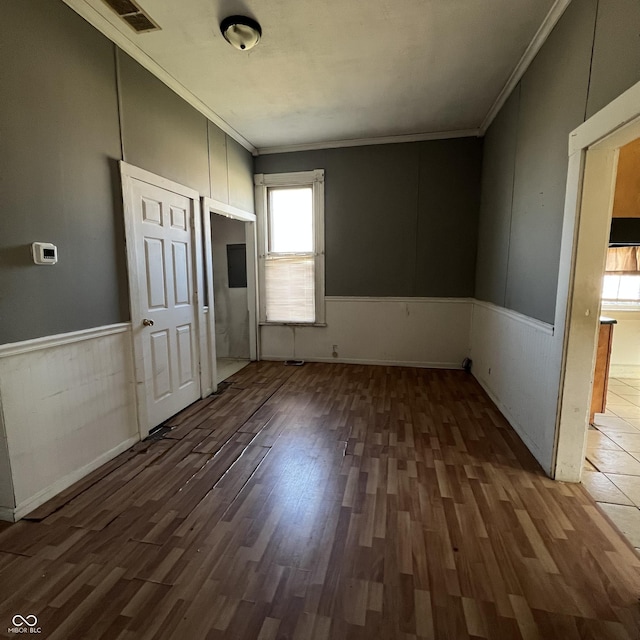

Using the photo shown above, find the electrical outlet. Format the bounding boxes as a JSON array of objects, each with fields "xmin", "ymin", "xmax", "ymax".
[{"xmin": 332, "ymin": 344, "xmax": 338, "ymax": 358}]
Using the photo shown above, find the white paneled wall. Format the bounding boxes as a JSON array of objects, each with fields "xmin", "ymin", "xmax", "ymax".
[
  {"xmin": 469, "ymin": 301, "xmax": 562, "ymax": 474},
  {"xmin": 0, "ymin": 324, "xmax": 138, "ymax": 520},
  {"xmin": 260, "ymin": 297, "xmax": 473, "ymax": 368},
  {"xmin": 0, "ymin": 415, "xmax": 14, "ymax": 511},
  {"xmin": 606, "ymin": 310, "xmax": 640, "ymax": 378}
]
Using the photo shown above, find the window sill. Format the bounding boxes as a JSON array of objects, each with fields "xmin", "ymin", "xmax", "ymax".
[{"xmin": 601, "ymin": 302, "xmax": 640, "ymax": 311}]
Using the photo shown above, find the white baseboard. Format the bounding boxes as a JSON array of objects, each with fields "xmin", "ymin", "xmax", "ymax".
[
  {"xmin": 0, "ymin": 436, "xmax": 139, "ymax": 523},
  {"xmin": 260, "ymin": 297, "xmax": 472, "ymax": 367},
  {"xmin": 609, "ymin": 365, "xmax": 640, "ymax": 379},
  {"xmin": 261, "ymin": 356, "xmax": 463, "ymax": 369},
  {"xmin": 473, "ymin": 373, "xmax": 546, "ymax": 472}
]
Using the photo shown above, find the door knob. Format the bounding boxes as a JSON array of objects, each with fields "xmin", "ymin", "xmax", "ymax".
[{"xmin": 142, "ymin": 318, "xmax": 154, "ymax": 327}]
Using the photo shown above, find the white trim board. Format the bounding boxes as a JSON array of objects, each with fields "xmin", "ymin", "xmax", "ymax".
[
  {"xmin": 473, "ymin": 300, "xmax": 554, "ymax": 335},
  {"xmin": 610, "ymin": 365, "xmax": 640, "ymax": 379},
  {"xmin": 569, "ymin": 79, "xmax": 640, "ymax": 154},
  {"xmin": 0, "ymin": 323, "xmax": 130, "ymax": 358},
  {"xmin": 553, "ymin": 79, "xmax": 640, "ymax": 482},
  {"xmin": 60, "ymin": 0, "xmax": 256, "ymax": 154},
  {"xmin": 261, "ymin": 356, "xmax": 463, "ymax": 370},
  {"xmin": 1, "ymin": 436, "xmax": 139, "ymax": 522},
  {"xmin": 326, "ymin": 296, "xmax": 474, "ymax": 305},
  {"xmin": 206, "ymin": 197, "xmax": 256, "ymax": 223}
]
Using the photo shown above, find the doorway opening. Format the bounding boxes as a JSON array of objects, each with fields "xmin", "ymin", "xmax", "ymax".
[
  {"xmin": 211, "ymin": 214, "xmax": 251, "ymax": 383},
  {"xmin": 577, "ymin": 137, "xmax": 640, "ymax": 545},
  {"xmin": 202, "ymin": 197, "xmax": 258, "ymax": 391},
  {"xmin": 554, "ymin": 83, "xmax": 640, "ymax": 487}
]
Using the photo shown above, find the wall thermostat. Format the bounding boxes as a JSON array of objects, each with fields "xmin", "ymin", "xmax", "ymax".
[{"xmin": 31, "ymin": 242, "xmax": 58, "ymax": 265}]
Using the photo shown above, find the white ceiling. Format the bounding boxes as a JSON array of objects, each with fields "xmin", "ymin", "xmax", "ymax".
[{"xmin": 68, "ymin": 0, "xmax": 565, "ymax": 152}]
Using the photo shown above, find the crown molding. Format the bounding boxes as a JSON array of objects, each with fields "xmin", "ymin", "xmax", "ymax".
[
  {"xmin": 479, "ymin": 0, "xmax": 572, "ymax": 134},
  {"xmin": 255, "ymin": 129, "xmax": 481, "ymax": 156},
  {"xmin": 61, "ymin": 0, "xmax": 256, "ymax": 154},
  {"xmin": 63, "ymin": 0, "xmax": 570, "ymax": 155}
]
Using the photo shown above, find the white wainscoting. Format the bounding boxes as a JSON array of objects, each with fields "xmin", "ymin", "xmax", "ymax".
[
  {"xmin": 0, "ymin": 418, "xmax": 14, "ymax": 513},
  {"xmin": 605, "ymin": 309, "xmax": 640, "ymax": 379},
  {"xmin": 469, "ymin": 301, "xmax": 561, "ymax": 474},
  {"xmin": 0, "ymin": 324, "xmax": 138, "ymax": 521},
  {"xmin": 260, "ymin": 296, "xmax": 565, "ymax": 473},
  {"xmin": 0, "ymin": 298, "xmax": 576, "ymax": 522},
  {"xmin": 260, "ymin": 297, "xmax": 473, "ymax": 368}
]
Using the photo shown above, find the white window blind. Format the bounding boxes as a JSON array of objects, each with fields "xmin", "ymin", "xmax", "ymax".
[
  {"xmin": 264, "ymin": 185, "xmax": 316, "ymax": 323},
  {"xmin": 602, "ymin": 274, "xmax": 640, "ymax": 302},
  {"xmin": 265, "ymin": 255, "xmax": 315, "ymax": 322},
  {"xmin": 602, "ymin": 247, "xmax": 640, "ymax": 304}
]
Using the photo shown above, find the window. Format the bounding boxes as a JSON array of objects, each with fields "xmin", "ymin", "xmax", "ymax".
[
  {"xmin": 602, "ymin": 246, "xmax": 640, "ymax": 306},
  {"xmin": 254, "ymin": 170, "xmax": 325, "ymax": 324}
]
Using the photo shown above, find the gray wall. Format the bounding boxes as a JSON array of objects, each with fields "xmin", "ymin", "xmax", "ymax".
[
  {"xmin": 0, "ymin": 0, "xmax": 255, "ymax": 345},
  {"xmin": 207, "ymin": 122, "xmax": 256, "ymax": 213},
  {"xmin": 1, "ymin": 0, "xmax": 124, "ymax": 343},
  {"xmin": 476, "ymin": 0, "xmax": 640, "ymax": 323},
  {"xmin": 255, "ymin": 138, "xmax": 483, "ymax": 297},
  {"xmin": 119, "ymin": 52, "xmax": 210, "ymax": 197}
]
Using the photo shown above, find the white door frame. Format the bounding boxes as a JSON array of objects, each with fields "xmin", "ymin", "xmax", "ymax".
[
  {"xmin": 553, "ymin": 81, "xmax": 640, "ymax": 481},
  {"xmin": 120, "ymin": 162, "xmax": 206, "ymax": 438},
  {"xmin": 201, "ymin": 196, "xmax": 259, "ymax": 393}
]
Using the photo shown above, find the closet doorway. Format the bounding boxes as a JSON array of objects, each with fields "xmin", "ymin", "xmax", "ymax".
[{"xmin": 202, "ymin": 197, "xmax": 258, "ymax": 390}]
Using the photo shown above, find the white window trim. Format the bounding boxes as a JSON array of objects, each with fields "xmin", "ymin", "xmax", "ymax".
[{"xmin": 254, "ymin": 169, "xmax": 325, "ymax": 326}]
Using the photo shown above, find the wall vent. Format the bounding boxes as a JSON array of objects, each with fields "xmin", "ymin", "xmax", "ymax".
[{"xmin": 101, "ymin": 0, "xmax": 160, "ymax": 33}]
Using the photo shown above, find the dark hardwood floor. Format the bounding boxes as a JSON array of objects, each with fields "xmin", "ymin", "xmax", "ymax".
[{"xmin": 0, "ymin": 362, "xmax": 639, "ymax": 639}]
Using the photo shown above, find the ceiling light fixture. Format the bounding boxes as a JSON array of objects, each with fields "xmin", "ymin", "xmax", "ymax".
[{"xmin": 220, "ymin": 15, "xmax": 262, "ymax": 51}]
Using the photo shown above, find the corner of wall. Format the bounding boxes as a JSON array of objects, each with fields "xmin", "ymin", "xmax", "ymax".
[
  {"xmin": 469, "ymin": 300, "xmax": 560, "ymax": 475},
  {"xmin": 0, "ymin": 387, "xmax": 17, "ymax": 515}
]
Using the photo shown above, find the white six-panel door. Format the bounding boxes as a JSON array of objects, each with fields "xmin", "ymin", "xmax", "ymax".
[{"xmin": 121, "ymin": 163, "xmax": 203, "ymax": 437}]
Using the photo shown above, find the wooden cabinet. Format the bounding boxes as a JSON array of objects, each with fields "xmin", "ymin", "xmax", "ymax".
[{"xmin": 590, "ymin": 318, "xmax": 616, "ymax": 423}]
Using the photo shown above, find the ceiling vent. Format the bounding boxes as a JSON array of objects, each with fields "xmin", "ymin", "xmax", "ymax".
[{"xmin": 101, "ymin": 0, "xmax": 160, "ymax": 33}]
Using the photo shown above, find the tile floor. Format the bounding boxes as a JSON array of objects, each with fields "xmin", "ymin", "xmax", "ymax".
[{"xmin": 583, "ymin": 377, "xmax": 640, "ymax": 551}]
